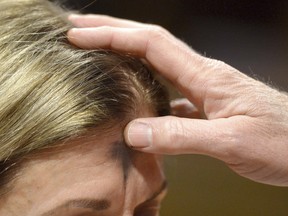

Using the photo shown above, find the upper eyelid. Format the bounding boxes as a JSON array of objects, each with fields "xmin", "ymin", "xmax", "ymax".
[
  {"xmin": 151, "ymin": 187, "xmax": 168, "ymax": 203},
  {"xmin": 157, "ymin": 187, "xmax": 168, "ymax": 201},
  {"xmin": 135, "ymin": 186, "xmax": 168, "ymax": 210}
]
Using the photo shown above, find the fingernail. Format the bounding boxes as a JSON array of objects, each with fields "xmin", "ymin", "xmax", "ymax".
[{"xmin": 127, "ymin": 122, "xmax": 152, "ymax": 148}]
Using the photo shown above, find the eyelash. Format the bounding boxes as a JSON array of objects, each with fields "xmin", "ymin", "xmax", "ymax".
[
  {"xmin": 135, "ymin": 187, "xmax": 167, "ymax": 216},
  {"xmin": 134, "ymin": 200, "xmax": 161, "ymax": 216},
  {"xmin": 134, "ymin": 209, "xmax": 159, "ymax": 216}
]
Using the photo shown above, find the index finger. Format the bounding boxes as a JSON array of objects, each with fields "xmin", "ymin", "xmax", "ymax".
[
  {"xmin": 67, "ymin": 15, "xmax": 246, "ymax": 111},
  {"xmin": 68, "ymin": 25, "xmax": 208, "ymax": 106}
]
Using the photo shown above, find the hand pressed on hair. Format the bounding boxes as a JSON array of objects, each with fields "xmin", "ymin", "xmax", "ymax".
[{"xmin": 68, "ymin": 14, "xmax": 288, "ymax": 186}]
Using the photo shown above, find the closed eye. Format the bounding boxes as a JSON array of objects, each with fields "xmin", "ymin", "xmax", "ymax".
[{"xmin": 134, "ymin": 182, "xmax": 168, "ymax": 216}]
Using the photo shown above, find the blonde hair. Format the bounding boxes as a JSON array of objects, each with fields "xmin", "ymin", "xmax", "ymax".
[{"xmin": 0, "ymin": 0, "xmax": 169, "ymax": 194}]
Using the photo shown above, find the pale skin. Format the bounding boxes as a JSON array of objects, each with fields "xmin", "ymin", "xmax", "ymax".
[
  {"xmin": 68, "ymin": 14, "xmax": 288, "ymax": 186},
  {"xmin": 0, "ymin": 125, "xmax": 166, "ymax": 216}
]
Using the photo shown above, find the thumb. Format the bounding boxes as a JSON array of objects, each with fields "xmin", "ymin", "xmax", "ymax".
[{"xmin": 124, "ymin": 116, "xmax": 237, "ymax": 161}]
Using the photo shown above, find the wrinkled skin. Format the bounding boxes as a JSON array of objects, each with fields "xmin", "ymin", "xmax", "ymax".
[
  {"xmin": 68, "ymin": 14, "xmax": 288, "ymax": 186},
  {"xmin": 0, "ymin": 126, "xmax": 166, "ymax": 216}
]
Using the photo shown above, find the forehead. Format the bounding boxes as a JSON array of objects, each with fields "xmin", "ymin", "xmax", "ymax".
[{"xmin": 2, "ymin": 126, "xmax": 165, "ymax": 215}]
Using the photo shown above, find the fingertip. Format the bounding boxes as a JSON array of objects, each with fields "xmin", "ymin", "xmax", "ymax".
[
  {"xmin": 68, "ymin": 14, "xmax": 81, "ymax": 22},
  {"xmin": 124, "ymin": 120, "xmax": 153, "ymax": 149},
  {"xmin": 67, "ymin": 28, "xmax": 79, "ymax": 42},
  {"xmin": 123, "ymin": 121, "xmax": 132, "ymax": 147},
  {"xmin": 68, "ymin": 14, "xmax": 93, "ymax": 27},
  {"xmin": 67, "ymin": 28, "xmax": 91, "ymax": 40},
  {"xmin": 67, "ymin": 27, "xmax": 79, "ymax": 36}
]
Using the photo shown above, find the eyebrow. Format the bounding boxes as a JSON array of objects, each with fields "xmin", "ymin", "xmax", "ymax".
[
  {"xmin": 40, "ymin": 181, "xmax": 167, "ymax": 216},
  {"xmin": 40, "ymin": 199, "xmax": 111, "ymax": 216}
]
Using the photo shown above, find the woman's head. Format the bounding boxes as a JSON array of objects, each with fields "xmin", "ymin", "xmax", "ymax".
[{"xmin": 0, "ymin": 0, "xmax": 169, "ymax": 215}]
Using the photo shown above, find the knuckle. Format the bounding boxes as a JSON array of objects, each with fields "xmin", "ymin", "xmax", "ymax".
[
  {"xmin": 148, "ymin": 24, "xmax": 165, "ymax": 32},
  {"xmin": 164, "ymin": 118, "xmax": 188, "ymax": 149},
  {"xmin": 147, "ymin": 25, "xmax": 168, "ymax": 39},
  {"xmin": 219, "ymin": 126, "xmax": 246, "ymax": 164},
  {"xmin": 141, "ymin": 24, "xmax": 170, "ymax": 58}
]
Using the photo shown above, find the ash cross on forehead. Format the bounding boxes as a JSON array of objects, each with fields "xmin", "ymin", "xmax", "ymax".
[
  {"xmin": 110, "ymin": 140, "xmax": 134, "ymax": 182},
  {"xmin": 40, "ymin": 139, "xmax": 167, "ymax": 216}
]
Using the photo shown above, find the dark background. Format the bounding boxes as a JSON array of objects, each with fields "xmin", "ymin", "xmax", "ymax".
[{"xmin": 62, "ymin": 0, "xmax": 288, "ymax": 215}]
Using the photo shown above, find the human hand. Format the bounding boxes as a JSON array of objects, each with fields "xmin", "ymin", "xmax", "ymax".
[{"xmin": 68, "ymin": 14, "xmax": 288, "ymax": 186}]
